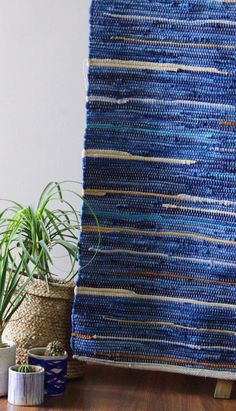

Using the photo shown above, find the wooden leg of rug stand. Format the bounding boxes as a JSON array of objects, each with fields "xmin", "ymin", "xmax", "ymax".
[{"xmin": 214, "ymin": 380, "xmax": 233, "ymax": 399}]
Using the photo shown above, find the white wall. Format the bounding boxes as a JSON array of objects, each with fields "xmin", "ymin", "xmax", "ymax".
[{"xmin": 0, "ymin": 0, "xmax": 90, "ymax": 204}]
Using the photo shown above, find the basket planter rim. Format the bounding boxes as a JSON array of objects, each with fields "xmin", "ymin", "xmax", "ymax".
[
  {"xmin": 28, "ymin": 347, "xmax": 68, "ymax": 361},
  {"xmin": 22, "ymin": 277, "xmax": 75, "ymax": 300}
]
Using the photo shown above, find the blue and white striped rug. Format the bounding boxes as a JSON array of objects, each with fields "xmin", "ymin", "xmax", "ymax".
[{"xmin": 72, "ymin": 0, "xmax": 236, "ymax": 379}]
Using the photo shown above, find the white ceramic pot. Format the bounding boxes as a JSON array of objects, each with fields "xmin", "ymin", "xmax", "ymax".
[
  {"xmin": 0, "ymin": 341, "xmax": 16, "ymax": 397},
  {"xmin": 8, "ymin": 365, "xmax": 45, "ymax": 406}
]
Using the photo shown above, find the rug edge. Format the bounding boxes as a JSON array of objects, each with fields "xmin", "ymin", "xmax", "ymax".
[{"xmin": 73, "ymin": 356, "xmax": 236, "ymax": 380}]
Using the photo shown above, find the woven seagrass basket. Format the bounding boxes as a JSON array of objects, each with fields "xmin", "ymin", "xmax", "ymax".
[{"xmin": 3, "ymin": 278, "xmax": 85, "ymax": 379}]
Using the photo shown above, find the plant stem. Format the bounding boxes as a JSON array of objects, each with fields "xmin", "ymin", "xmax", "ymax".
[{"xmin": 0, "ymin": 323, "xmax": 4, "ymax": 347}]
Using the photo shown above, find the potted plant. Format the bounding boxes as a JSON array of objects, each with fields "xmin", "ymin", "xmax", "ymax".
[
  {"xmin": 28, "ymin": 341, "xmax": 67, "ymax": 396},
  {"xmin": 8, "ymin": 364, "xmax": 44, "ymax": 406},
  {"xmin": 0, "ymin": 246, "xmax": 30, "ymax": 396},
  {"xmin": 1, "ymin": 181, "xmax": 100, "ymax": 378}
]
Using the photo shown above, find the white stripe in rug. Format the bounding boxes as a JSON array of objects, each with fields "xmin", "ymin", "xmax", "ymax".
[
  {"xmin": 83, "ymin": 149, "xmax": 196, "ymax": 165},
  {"xmin": 105, "ymin": 12, "xmax": 236, "ymax": 27},
  {"xmin": 75, "ymin": 286, "xmax": 236, "ymax": 310},
  {"xmin": 89, "ymin": 58, "xmax": 230, "ymax": 76},
  {"xmin": 162, "ymin": 203, "xmax": 236, "ymax": 217},
  {"xmin": 88, "ymin": 94, "xmax": 235, "ymax": 111},
  {"xmin": 85, "ymin": 189, "xmax": 236, "ymax": 207},
  {"xmin": 111, "ymin": 36, "xmax": 236, "ymax": 50}
]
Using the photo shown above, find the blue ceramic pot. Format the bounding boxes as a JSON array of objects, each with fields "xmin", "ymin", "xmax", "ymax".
[{"xmin": 28, "ymin": 347, "xmax": 68, "ymax": 396}]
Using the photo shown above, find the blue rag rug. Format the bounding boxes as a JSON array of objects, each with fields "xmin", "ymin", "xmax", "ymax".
[{"xmin": 72, "ymin": 0, "xmax": 236, "ymax": 379}]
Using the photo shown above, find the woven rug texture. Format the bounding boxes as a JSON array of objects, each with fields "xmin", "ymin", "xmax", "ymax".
[{"xmin": 72, "ymin": 0, "xmax": 236, "ymax": 379}]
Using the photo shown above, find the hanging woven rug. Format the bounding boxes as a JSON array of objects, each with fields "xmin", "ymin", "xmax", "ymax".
[{"xmin": 72, "ymin": 0, "xmax": 236, "ymax": 379}]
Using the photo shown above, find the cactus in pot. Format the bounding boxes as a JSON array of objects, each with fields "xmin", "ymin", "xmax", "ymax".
[
  {"xmin": 17, "ymin": 365, "xmax": 35, "ymax": 373},
  {"xmin": 28, "ymin": 341, "xmax": 68, "ymax": 396},
  {"xmin": 8, "ymin": 364, "xmax": 44, "ymax": 406},
  {"xmin": 44, "ymin": 340, "xmax": 65, "ymax": 357}
]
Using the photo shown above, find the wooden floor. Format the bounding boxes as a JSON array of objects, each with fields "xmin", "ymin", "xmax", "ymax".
[{"xmin": 1, "ymin": 364, "xmax": 236, "ymax": 411}]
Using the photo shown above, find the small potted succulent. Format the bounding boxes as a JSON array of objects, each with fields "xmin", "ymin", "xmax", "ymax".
[
  {"xmin": 28, "ymin": 341, "xmax": 68, "ymax": 396},
  {"xmin": 8, "ymin": 364, "xmax": 44, "ymax": 406}
]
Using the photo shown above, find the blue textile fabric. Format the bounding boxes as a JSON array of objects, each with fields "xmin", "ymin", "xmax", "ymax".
[{"xmin": 72, "ymin": 0, "xmax": 236, "ymax": 377}]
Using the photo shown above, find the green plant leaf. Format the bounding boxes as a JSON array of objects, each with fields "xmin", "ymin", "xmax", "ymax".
[{"xmin": 0, "ymin": 181, "xmax": 99, "ymax": 284}]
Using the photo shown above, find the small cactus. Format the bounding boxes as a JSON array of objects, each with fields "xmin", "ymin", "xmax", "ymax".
[
  {"xmin": 44, "ymin": 340, "xmax": 65, "ymax": 357},
  {"xmin": 17, "ymin": 365, "xmax": 35, "ymax": 373}
]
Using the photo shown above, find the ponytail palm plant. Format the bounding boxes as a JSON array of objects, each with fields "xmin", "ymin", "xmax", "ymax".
[
  {"xmin": 0, "ymin": 246, "xmax": 30, "ymax": 347},
  {"xmin": 0, "ymin": 181, "xmax": 99, "ymax": 285}
]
